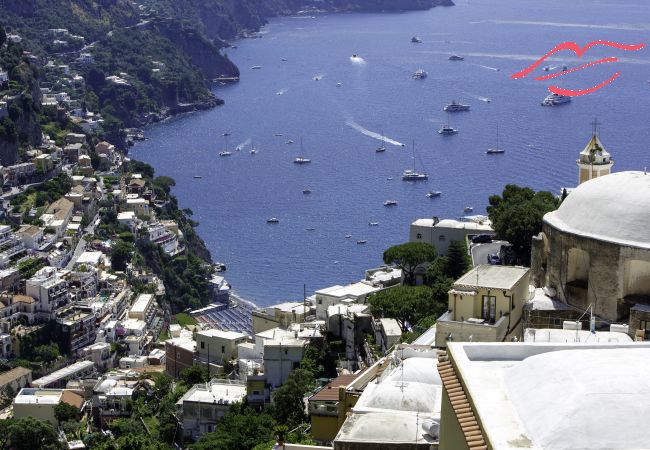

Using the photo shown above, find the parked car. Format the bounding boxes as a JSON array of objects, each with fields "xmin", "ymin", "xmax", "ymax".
[
  {"xmin": 472, "ymin": 234, "xmax": 493, "ymax": 244},
  {"xmin": 487, "ymin": 253, "xmax": 501, "ymax": 265}
]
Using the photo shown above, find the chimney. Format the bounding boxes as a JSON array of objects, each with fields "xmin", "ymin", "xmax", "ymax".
[{"xmin": 432, "ymin": 216, "xmax": 440, "ymax": 226}]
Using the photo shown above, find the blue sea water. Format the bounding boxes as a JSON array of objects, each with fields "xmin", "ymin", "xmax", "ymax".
[{"xmin": 131, "ymin": 0, "xmax": 650, "ymax": 306}]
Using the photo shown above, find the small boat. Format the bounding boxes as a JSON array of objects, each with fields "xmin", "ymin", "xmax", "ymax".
[
  {"xmin": 305, "ymin": 227, "xmax": 316, "ymax": 231},
  {"xmin": 387, "ymin": 177, "xmax": 393, "ymax": 180},
  {"xmin": 541, "ymin": 93, "xmax": 571, "ymax": 106},
  {"xmin": 267, "ymin": 217, "xmax": 279, "ymax": 223},
  {"xmin": 313, "ymin": 75, "xmax": 322, "ymax": 81},
  {"xmin": 368, "ymin": 222, "xmax": 379, "ymax": 226},
  {"xmin": 274, "ymin": 133, "xmax": 284, "ymax": 137},
  {"xmin": 357, "ymin": 240, "xmax": 367, "ymax": 244},
  {"xmin": 251, "ymin": 65, "xmax": 262, "ymax": 70},
  {"xmin": 384, "ymin": 200, "xmax": 398, "ymax": 207},
  {"xmin": 444, "ymin": 101, "xmax": 470, "ymax": 112},
  {"xmin": 464, "ymin": 206, "xmax": 473, "ymax": 213},
  {"xmin": 411, "ymin": 36, "xmax": 423, "ymax": 43},
  {"xmin": 413, "ymin": 69, "xmax": 428, "ymax": 79},
  {"xmin": 345, "ymin": 234, "xmax": 352, "ymax": 238},
  {"xmin": 336, "ymin": 82, "xmax": 342, "ymax": 87},
  {"xmin": 562, "ymin": 64, "xmax": 568, "ymax": 71},
  {"xmin": 426, "ymin": 191, "xmax": 441, "ymax": 198},
  {"xmin": 303, "ymin": 187, "xmax": 312, "ymax": 194},
  {"xmin": 281, "ymin": 58, "xmax": 287, "ymax": 62},
  {"xmin": 438, "ymin": 124, "xmax": 458, "ymax": 135},
  {"xmin": 449, "ymin": 54, "xmax": 464, "ymax": 61},
  {"xmin": 250, "ymin": 148, "xmax": 257, "ymax": 154},
  {"xmin": 543, "ymin": 66, "xmax": 551, "ymax": 71},
  {"xmin": 486, "ymin": 125, "xmax": 504, "ymax": 154},
  {"xmin": 286, "ymin": 140, "xmax": 294, "ymax": 144},
  {"xmin": 376, "ymin": 146, "xmax": 386, "ymax": 153},
  {"xmin": 193, "ymin": 175, "xmax": 203, "ymax": 179},
  {"xmin": 219, "ymin": 151, "xmax": 232, "ymax": 157}
]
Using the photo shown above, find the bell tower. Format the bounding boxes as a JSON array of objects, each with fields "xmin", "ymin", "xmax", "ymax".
[{"xmin": 577, "ymin": 118, "xmax": 613, "ymax": 185}]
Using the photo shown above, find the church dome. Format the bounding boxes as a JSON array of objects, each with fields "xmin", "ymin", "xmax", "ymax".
[{"xmin": 545, "ymin": 171, "xmax": 650, "ymax": 249}]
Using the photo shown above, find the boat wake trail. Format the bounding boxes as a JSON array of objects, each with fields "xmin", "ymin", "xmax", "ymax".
[
  {"xmin": 312, "ymin": 74, "xmax": 326, "ymax": 81},
  {"xmin": 350, "ymin": 56, "xmax": 367, "ymax": 65},
  {"xmin": 276, "ymin": 88, "xmax": 288, "ymax": 95},
  {"xmin": 345, "ymin": 120, "xmax": 404, "ymax": 147},
  {"xmin": 460, "ymin": 90, "xmax": 492, "ymax": 103},
  {"xmin": 474, "ymin": 63, "xmax": 500, "ymax": 72},
  {"xmin": 236, "ymin": 138, "xmax": 251, "ymax": 151}
]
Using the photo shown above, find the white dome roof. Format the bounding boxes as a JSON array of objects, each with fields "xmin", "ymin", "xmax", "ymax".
[
  {"xmin": 505, "ymin": 348, "xmax": 650, "ymax": 449},
  {"xmin": 545, "ymin": 171, "xmax": 650, "ymax": 249}
]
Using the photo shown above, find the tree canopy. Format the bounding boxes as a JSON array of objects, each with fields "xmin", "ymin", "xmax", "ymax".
[
  {"xmin": 369, "ymin": 285, "xmax": 444, "ymax": 331},
  {"xmin": 444, "ymin": 240, "xmax": 471, "ymax": 280},
  {"xmin": 0, "ymin": 417, "xmax": 65, "ymax": 450},
  {"xmin": 383, "ymin": 242, "xmax": 437, "ymax": 285},
  {"xmin": 270, "ymin": 368, "xmax": 317, "ymax": 428},
  {"xmin": 54, "ymin": 401, "xmax": 79, "ymax": 423},
  {"xmin": 191, "ymin": 404, "xmax": 277, "ymax": 450},
  {"xmin": 487, "ymin": 185, "xmax": 558, "ymax": 265}
]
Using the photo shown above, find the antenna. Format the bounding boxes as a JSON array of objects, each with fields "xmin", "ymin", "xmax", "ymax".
[{"xmin": 590, "ymin": 117, "xmax": 601, "ymax": 136}]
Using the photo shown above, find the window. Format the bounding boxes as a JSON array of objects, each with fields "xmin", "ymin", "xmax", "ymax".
[
  {"xmin": 482, "ymin": 296, "xmax": 497, "ymax": 323},
  {"xmin": 221, "ymin": 345, "xmax": 225, "ymax": 354},
  {"xmin": 318, "ymin": 299, "xmax": 322, "ymax": 305},
  {"xmin": 439, "ymin": 235, "xmax": 446, "ymax": 241},
  {"xmin": 200, "ymin": 341, "xmax": 205, "ymax": 349},
  {"xmin": 416, "ymin": 233, "xmax": 422, "ymax": 239}
]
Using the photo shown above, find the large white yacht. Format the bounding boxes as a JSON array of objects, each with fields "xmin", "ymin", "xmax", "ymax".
[{"xmin": 444, "ymin": 101, "xmax": 470, "ymax": 112}]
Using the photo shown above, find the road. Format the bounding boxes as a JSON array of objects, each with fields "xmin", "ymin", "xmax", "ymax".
[
  {"xmin": 65, "ymin": 213, "xmax": 99, "ymax": 269},
  {"xmin": 471, "ymin": 241, "xmax": 508, "ymax": 267}
]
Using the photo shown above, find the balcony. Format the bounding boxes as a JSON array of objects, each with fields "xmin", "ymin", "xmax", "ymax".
[{"xmin": 435, "ymin": 310, "xmax": 510, "ymax": 347}]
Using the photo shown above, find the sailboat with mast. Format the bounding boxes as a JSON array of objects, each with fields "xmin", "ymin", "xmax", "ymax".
[
  {"xmin": 293, "ymin": 138, "xmax": 311, "ymax": 164},
  {"xmin": 250, "ymin": 140, "xmax": 258, "ymax": 154},
  {"xmin": 219, "ymin": 133, "xmax": 232, "ymax": 156},
  {"xmin": 486, "ymin": 125, "xmax": 505, "ymax": 154},
  {"xmin": 438, "ymin": 112, "xmax": 458, "ymax": 135},
  {"xmin": 402, "ymin": 140, "xmax": 428, "ymax": 181}
]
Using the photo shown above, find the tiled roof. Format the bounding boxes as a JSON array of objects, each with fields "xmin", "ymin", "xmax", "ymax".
[
  {"xmin": 309, "ymin": 373, "xmax": 361, "ymax": 402},
  {"xmin": 438, "ymin": 352, "xmax": 487, "ymax": 450}
]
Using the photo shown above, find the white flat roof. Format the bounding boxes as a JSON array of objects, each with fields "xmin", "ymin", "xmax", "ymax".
[
  {"xmin": 130, "ymin": 294, "xmax": 153, "ymax": 314},
  {"xmin": 76, "ymin": 251, "xmax": 103, "ymax": 266},
  {"xmin": 269, "ymin": 301, "xmax": 306, "ymax": 314},
  {"xmin": 523, "ymin": 328, "xmax": 633, "ymax": 344},
  {"xmin": 317, "ymin": 282, "xmax": 380, "ymax": 299},
  {"xmin": 411, "ymin": 218, "xmax": 493, "ymax": 231},
  {"xmin": 380, "ymin": 318, "xmax": 402, "ymax": 337},
  {"xmin": 198, "ymin": 329, "xmax": 247, "ymax": 340},
  {"xmin": 447, "ymin": 342, "xmax": 650, "ymax": 450},
  {"xmin": 455, "ymin": 265, "xmax": 529, "ymax": 290},
  {"xmin": 31, "ymin": 360, "xmax": 94, "ymax": 387},
  {"xmin": 14, "ymin": 388, "xmax": 63, "ymax": 405},
  {"xmin": 117, "ymin": 211, "xmax": 135, "ymax": 220},
  {"xmin": 166, "ymin": 336, "xmax": 196, "ymax": 352},
  {"xmin": 179, "ymin": 380, "xmax": 246, "ymax": 405}
]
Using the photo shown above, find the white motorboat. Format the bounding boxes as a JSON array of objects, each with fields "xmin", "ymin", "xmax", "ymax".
[
  {"xmin": 542, "ymin": 93, "xmax": 571, "ymax": 106},
  {"xmin": 384, "ymin": 200, "xmax": 398, "ymax": 207},
  {"xmin": 267, "ymin": 217, "xmax": 279, "ymax": 223},
  {"xmin": 219, "ymin": 151, "xmax": 232, "ymax": 157},
  {"xmin": 438, "ymin": 124, "xmax": 458, "ymax": 135},
  {"xmin": 464, "ymin": 206, "xmax": 473, "ymax": 213},
  {"xmin": 426, "ymin": 191, "xmax": 442, "ymax": 198},
  {"xmin": 449, "ymin": 54, "xmax": 464, "ymax": 61},
  {"xmin": 413, "ymin": 69, "xmax": 428, "ymax": 79}
]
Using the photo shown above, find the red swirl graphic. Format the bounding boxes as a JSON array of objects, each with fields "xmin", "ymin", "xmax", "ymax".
[{"xmin": 511, "ymin": 40, "xmax": 645, "ymax": 96}]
